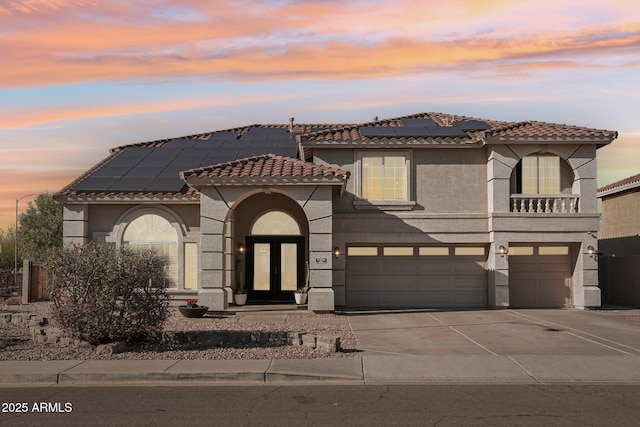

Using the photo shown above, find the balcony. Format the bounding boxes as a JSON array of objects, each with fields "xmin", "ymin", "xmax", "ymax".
[{"xmin": 510, "ymin": 194, "xmax": 579, "ymax": 213}]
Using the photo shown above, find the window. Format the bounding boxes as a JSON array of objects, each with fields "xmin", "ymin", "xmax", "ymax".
[
  {"xmin": 347, "ymin": 247, "xmax": 379, "ymax": 256},
  {"xmin": 251, "ymin": 210, "xmax": 301, "ymax": 235},
  {"xmin": 123, "ymin": 214, "xmax": 178, "ymax": 288},
  {"xmin": 521, "ymin": 155, "xmax": 560, "ymax": 194},
  {"xmin": 360, "ymin": 154, "xmax": 408, "ymax": 200}
]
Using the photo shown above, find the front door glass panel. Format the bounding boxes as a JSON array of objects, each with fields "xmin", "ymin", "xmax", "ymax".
[
  {"xmin": 280, "ymin": 243, "xmax": 298, "ymax": 291},
  {"xmin": 253, "ymin": 243, "xmax": 270, "ymax": 291}
]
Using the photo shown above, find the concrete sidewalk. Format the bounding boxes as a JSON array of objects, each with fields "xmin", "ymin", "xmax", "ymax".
[
  {"xmin": 3, "ymin": 353, "xmax": 640, "ymax": 386},
  {"xmin": 2, "ymin": 308, "xmax": 640, "ymax": 386}
]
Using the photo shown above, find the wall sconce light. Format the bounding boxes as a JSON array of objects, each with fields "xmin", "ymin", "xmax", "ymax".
[
  {"xmin": 498, "ymin": 245, "xmax": 508, "ymax": 257},
  {"xmin": 586, "ymin": 245, "xmax": 597, "ymax": 258},
  {"xmin": 237, "ymin": 243, "xmax": 245, "ymax": 255},
  {"xmin": 333, "ymin": 247, "xmax": 341, "ymax": 258}
]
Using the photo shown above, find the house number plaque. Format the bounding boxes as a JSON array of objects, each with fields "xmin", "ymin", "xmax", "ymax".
[{"xmin": 315, "ymin": 257, "xmax": 328, "ymax": 264}]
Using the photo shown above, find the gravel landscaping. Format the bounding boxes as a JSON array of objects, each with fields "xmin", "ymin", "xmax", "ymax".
[{"xmin": 0, "ymin": 302, "xmax": 358, "ymax": 361}]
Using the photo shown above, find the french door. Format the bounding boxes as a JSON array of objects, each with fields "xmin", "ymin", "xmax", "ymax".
[{"xmin": 246, "ymin": 236, "xmax": 304, "ymax": 301}]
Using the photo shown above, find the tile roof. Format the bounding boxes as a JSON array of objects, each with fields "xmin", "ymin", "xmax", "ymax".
[
  {"xmin": 597, "ymin": 173, "xmax": 640, "ymax": 197},
  {"xmin": 55, "ymin": 111, "xmax": 617, "ymax": 199},
  {"xmin": 181, "ymin": 154, "xmax": 350, "ymax": 183},
  {"xmin": 300, "ymin": 112, "xmax": 617, "ymax": 144}
]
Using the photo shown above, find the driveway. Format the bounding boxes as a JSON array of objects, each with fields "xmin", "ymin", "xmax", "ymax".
[{"xmin": 346, "ymin": 308, "xmax": 640, "ymax": 383}]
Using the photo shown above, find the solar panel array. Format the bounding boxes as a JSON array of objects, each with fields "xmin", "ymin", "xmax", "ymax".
[
  {"xmin": 73, "ymin": 127, "xmax": 298, "ymax": 193},
  {"xmin": 360, "ymin": 119, "xmax": 490, "ymax": 138}
]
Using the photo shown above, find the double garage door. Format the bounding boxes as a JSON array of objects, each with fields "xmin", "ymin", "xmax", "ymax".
[{"xmin": 346, "ymin": 246, "xmax": 487, "ymax": 308}]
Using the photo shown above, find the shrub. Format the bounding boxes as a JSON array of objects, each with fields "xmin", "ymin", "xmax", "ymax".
[{"xmin": 47, "ymin": 244, "xmax": 170, "ymax": 344}]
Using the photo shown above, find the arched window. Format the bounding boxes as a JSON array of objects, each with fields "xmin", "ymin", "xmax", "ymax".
[
  {"xmin": 123, "ymin": 214, "xmax": 178, "ymax": 288},
  {"xmin": 511, "ymin": 154, "xmax": 573, "ymax": 195},
  {"xmin": 251, "ymin": 210, "xmax": 301, "ymax": 235}
]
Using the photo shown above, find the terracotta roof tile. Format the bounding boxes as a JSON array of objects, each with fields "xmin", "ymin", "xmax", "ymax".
[
  {"xmin": 598, "ymin": 173, "xmax": 640, "ymax": 196},
  {"xmin": 181, "ymin": 154, "xmax": 349, "ymax": 182},
  {"xmin": 300, "ymin": 112, "xmax": 616, "ymax": 144}
]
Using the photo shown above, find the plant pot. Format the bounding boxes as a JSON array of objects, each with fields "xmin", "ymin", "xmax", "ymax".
[
  {"xmin": 294, "ymin": 292, "xmax": 307, "ymax": 305},
  {"xmin": 234, "ymin": 293, "xmax": 247, "ymax": 306},
  {"xmin": 178, "ymin": 305, "xmax": 209, "ymax": 318}
]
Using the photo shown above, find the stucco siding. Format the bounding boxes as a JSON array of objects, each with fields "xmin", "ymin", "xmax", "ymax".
[{"xmin": 600, "ymin": 189, "xmax": 640, "ymax": 239}]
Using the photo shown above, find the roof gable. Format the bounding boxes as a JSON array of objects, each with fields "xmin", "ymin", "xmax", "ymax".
[{"xmin": 181, "ymin": 154, "xmax": 349, "ymax": 187}]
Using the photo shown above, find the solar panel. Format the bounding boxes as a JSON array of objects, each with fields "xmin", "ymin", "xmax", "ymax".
[
  {"xmin": 360, "ymin": 126, "xmax": 397, "ymax": 137},
  {"xmin": 72, "ymin": 177, "xmax": 120, "ymax": 191},
  {"xmin": 394, "ymin": 127, "xmax": 433, "ymax": 137},
  {"xmin": 106, "ymin": 147, "xmax": 153, "ymax": 166},
  {"xmin": 429, "ymin": 126, "xmax": 468, "ymax": 137},
  {"xmin": 270, "ymin": 146, "xmax": 298, "ymax": 157},
  {"xmin": 178, "ymin": 148, "xmax": 213, "ymax": 160},
  {"xmin": 90, "ymin": 166, "xmax": 133, "ymax": 177},
  {"xmin": 201, "ymin": 148, "xmax": 241, "ymax": 166},
  {"xmin": 456, "ymin": 120, "xmax": 491, "ymax": 130},
  {"xmin": 164, "ymin": 138, "xmax": 196, "ymax": 148},
  {"xmin": 193, "ymin": 139, "xmax": 222, "ymax": 149},
  {"xmin": 108, "ymin": 177, "xmax": 155, "ymax": 191},
  {"xmin": 144, "ymin": 177, "xmax": 186, "ymax": 192},
  {"xmin": 122, "ymin": 166, "xmax": 161, "ymax": 178},
  {"xmin": 118, "ymin": 178, "xmax": 159, "ymax": 191},
  {"xmin": 401, "ymin": 118, "xmax": 438, "ymax": 127},
  {"xmin": 210, "ymin": 131, "xmax": 239, "ymax": 140},
  {"xmin": 248, "ymin": 139, "xmax": 273, "ymax": 147}
]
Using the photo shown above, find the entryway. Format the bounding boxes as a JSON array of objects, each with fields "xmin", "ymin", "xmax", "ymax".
[{"xmin": 246, "ymin": 236, "xmax": 305, "ymax": 302}]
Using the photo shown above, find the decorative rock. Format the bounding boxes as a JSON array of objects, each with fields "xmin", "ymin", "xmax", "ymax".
[
  {"xmin": 288, "ymin": 332, "xmax": 305, "ymax": 346},
  {"xmin": 301, "ymin": 334, "xmax": 317, "ymax": 348},
  {"xmin": 316, "ymin": 336, "xmax": 341, "ymax": 353},
  {"xmin": 5, "ymin": 297, "xmax": 21, "ymax": 305},
  {"xmin": 96, "ymin": 341, "xmax": 128, "ymax": 355}
]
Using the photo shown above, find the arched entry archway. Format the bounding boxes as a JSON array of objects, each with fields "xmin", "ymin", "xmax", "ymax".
[
  {"xmin": 247, "ymin": 210, "xmax": 304, "ymax": 301},
  {"xmin": 232, "ymin": 192, "xmax": 309, "ymax": 303}
]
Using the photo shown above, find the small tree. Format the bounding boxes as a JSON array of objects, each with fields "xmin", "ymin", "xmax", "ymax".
[
  {"xmin": 18, "ymin": 194, "xmax": 62, "ymax": 264},
  {"xmin": 0, "ymin": 227, "xmax": 17, "ymax": 273},
  {"xmin": 47, "ymin": 244, "xmax": 170, "ymax": 344}
]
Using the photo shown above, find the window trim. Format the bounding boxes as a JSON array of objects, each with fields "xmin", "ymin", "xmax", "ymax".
[{"xmin": 354, "ymin": 150, "xmax": 415, "ymax": 210}]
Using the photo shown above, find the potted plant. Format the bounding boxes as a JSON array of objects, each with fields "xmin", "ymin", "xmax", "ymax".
[
  {"xmin": 234, "ymin": 263, "xmax": 247, "ymax": 306},
  {"xmin": 294, "ymin": 262, "xmax": 310, "ymax": 305},
  {"xmin": 178, "ymin": 299, "xmax": 208, "ymax": 318}
]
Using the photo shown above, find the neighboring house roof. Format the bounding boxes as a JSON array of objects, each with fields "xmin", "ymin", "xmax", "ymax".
[
  {"xmin": 597, "ymin": 173, "xmax": 640, "ymax": 198},
  {"xmin": 55, "ymin": 112, "xmax": 617, "ymax": 202},
  {"xmin": 181, "ymin": 154, "xmax": 349, "ymax": 189}
]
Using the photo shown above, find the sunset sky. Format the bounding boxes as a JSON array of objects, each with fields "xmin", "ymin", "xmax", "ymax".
[{"xmin": 1, "ymin": 0, "xmax": 639, "ymax": 230}]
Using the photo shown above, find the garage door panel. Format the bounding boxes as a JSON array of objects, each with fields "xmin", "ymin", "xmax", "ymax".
[
  {"xmin": 417, "ymin": 260, "xmax": 451, "ymax": 273},
  {"xmin": 346, "ymin": 248, "xmax": 487, "ymax": 308},
  {"xmin": 509, "ymin": 244, "xmax": 572, "ymax": 308}
]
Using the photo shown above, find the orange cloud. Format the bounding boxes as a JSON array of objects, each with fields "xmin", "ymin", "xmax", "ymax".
[
  {"xmin": 1, "ymin": 1, "xmax": 638, "ymax": 88},
  {"xmin": 0, "ymin": 92, "xmax": 297, "ymax": 130}
]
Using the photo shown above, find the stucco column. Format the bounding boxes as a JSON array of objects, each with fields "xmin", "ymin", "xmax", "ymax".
[
  {"xmin": 197, "ymin": 188, "xmax": 230, "ymax": 310},
  {"xmin": 303, "ymin": 186, "xmax": 335, "ymax": 312},
  {"xmin": 574, "ymin": 240, "xmax": 601, "ymax": 308},
  {"xmin": 487, "ymin": 240, "xmax": 510, "ymax": 308},
  {"xmin": 62, "ymin": 205, "xmax": 89, "ymax": 246}
]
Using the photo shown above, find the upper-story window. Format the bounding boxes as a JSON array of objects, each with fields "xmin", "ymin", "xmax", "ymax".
[
  {"xmin": 360, "ymin": 153, "xmax": 409, "ymax": 200},
  {"xmin": 522, "ymin": 155, "xmax": 560, "ymax": 194}
]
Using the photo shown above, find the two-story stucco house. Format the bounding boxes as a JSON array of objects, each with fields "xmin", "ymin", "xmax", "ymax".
[{"xmin": 54, "ymin": 112, "xmax": 617, "ymax": 311}]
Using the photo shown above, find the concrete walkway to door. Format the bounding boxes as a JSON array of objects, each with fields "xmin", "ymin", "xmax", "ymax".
[{"xmin": 346, "ymin": 308, "xmax": 640, "ymax": 384}]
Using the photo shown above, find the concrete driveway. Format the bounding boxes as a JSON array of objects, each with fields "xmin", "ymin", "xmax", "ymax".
[{"xmin": 347, "ymin": 308, "xmax": 640, "ymax": 384}]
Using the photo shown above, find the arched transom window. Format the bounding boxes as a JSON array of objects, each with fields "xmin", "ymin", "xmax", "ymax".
[
  {"xmin": 251, "ymin": 210, "xmax": 301, "ymax": 235},
  {"xmin": 122, "ymin": 214, "xmax": 178, "ymax": 288}
]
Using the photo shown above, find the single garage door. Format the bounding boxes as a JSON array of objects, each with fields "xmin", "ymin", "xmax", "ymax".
[
  {"xmin": 346, "ymin": 246, "xmax": 487, "ymax": 308},
  {"xmin": 508, "ymin": 245, "xmax": 572, "ymax": 308}
]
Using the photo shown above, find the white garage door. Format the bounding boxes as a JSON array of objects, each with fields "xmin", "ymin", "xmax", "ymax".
[
  {"xmin": 346, "ymin": 246, "xmax": 487, "ymax": 308},
  {"xmin": 508, "ymin": 245, "xmax": 572, "ymax": 308}
]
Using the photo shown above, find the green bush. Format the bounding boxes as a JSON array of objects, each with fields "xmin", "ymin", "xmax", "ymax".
[{"xmin": 47, "ymin": 244, "xmax": 170, "ymax": 344}]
